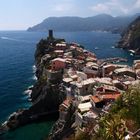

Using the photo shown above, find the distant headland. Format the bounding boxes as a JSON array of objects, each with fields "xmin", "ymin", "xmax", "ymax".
[{"xmin": 27, "ymin": 13, "xmax": 140, "ymax": 33}]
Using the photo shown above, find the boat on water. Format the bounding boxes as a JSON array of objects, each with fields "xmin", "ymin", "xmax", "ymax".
[
  {"xmin": 95, "ymin": 47, "xmax": 99, "ymax": 50},
  {"xmin": 129, "ymin": 50, "xmax": 140, "ymax": 57},
  {"xmin": 129, "ymin": 50, "xmax": 136, "ymax": 54},
  {"xmin": 130, "ymin": 53, "xmax": 134, "ymax": 56}
]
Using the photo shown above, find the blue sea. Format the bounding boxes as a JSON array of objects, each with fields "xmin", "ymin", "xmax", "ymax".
[{"xmin": 0, "ymin": 31, "xmax": 137, "ymax": 140}]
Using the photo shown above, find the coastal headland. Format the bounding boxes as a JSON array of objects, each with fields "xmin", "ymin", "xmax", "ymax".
[{"xmin": 1, "ymin": 30, "xmax": 140, "ymax": 139}]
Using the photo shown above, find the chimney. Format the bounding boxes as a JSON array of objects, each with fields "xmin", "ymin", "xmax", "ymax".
[{"xmin": 49, "ymin": 30, "xmax": 53, "ymax": 39}]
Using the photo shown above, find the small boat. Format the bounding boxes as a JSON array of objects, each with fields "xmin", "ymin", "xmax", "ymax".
[
  {"xmin": 130, "ymin": 53, "xmax": 134, "ymax": 56},
  {"xmin": 95, "ymin": 47, "xmax": 99, "ymax": 50},
  {"xmin": 129, "ymin": 50, "xmax": 135, "ymax": 54}
]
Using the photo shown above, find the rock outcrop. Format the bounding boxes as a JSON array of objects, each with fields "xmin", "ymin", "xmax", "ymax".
[
  {"xmin": 0, "ymin": 32, "xmax": 66, "ymax": 134},
  {"xmin": 118, "ymin": 16, "xmax": 140, "ymax": 54},
  {"xmin": 48, "ymin": 103, "xmax": 76, "ymax": 140}
]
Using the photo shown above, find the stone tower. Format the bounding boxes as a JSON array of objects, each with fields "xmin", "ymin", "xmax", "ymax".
[{"xmin": 49, "ymin": 30, "xmax": 53, "ymax": 39}]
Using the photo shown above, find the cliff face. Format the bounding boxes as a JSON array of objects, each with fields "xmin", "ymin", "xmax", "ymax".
[
  {"xmin": 0, "ymin": 35, "xmax": 66, "ymax": 133},
  {"xmin": 118, "ymin": 16, "xmax": 140, "ymax": 53},
  {"xmin": 48, "ymin": 103, "xmax": 76, "ymax": 140}
]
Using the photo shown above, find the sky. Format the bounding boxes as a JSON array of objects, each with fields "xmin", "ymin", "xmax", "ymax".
[{"xmin": 0, "ymin": 0, "xmax": 140, "ymax": 30}]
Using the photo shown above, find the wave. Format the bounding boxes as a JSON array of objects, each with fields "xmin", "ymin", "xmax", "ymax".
[
  {"xmin": 24, "ymin": 89, "xmax": 32, "ymax": 95},
  {"xmin": 0, "ymin": 36, "xmax": 33, "ymax": 43},
  {"xmin": 32, "ymin": 65, "xmax": 36, "ymax": 73},
  {"xmin": 1, "ymin": 36, "xmax": 21, "ymax": 41},
  {"xmin": 28, "ymin": 85, "xmax": 33, "ymax": 89},
  {"xmin": 32, "ymin": 75, "xmax": 37, "ymax": 81}
]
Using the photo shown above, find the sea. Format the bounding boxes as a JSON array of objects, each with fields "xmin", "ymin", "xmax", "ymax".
[{"xmin": 0, "ymin": 31, "xmax": 137, "ymax": 140}]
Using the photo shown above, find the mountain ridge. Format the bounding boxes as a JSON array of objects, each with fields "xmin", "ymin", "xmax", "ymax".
[{"xmin": 27, "ymin": 13, "xmax": 140, "ymax": 33}]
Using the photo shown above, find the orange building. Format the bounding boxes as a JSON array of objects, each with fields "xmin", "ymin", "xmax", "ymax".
[{"xmin": 51, "ymin": 58, "xmax": 66, "ymax": 71}]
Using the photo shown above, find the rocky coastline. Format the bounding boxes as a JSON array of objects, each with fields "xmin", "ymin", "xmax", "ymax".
[
  {"xmin": 1, "ymin": 28, "xmax": 140, "ymax": 140},
  {"xmin": 0, "ymin": 30, "xmax": 66, "ymax": 136},
  {"xmin": 117, "ymin": 16, "xmax": 140, "ymax": 55}
]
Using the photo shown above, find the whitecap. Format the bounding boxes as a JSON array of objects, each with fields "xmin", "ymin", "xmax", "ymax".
[
  {"xmin": 24, "ymin": 89, "xmax": 32, "ymax": 95},
  {"xmin": 21, "ymin": 95, "xmax": 29, "ymax": 100},
  {"xmin": 0, "ymin": 36, "xmax": 33, "ymax": 43},
  {"xmin": 32, "ymin": 75, "xmax": 37, "ymax": 81},
  {"xmin": 28, "ymin": 85, "xmax": 33, "ymax": 89},
  {"xmin": 32, "ymin": 65, "xmax": 36, "ymax": 73},
  {"xmin": 1, "ymin": 36, "xmax": 20, "ymax": 41}
]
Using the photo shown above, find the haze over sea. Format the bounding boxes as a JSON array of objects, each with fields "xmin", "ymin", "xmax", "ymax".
[{"xmin": 0, "ymin": 31, "xmax": 136, "ymax": 140}]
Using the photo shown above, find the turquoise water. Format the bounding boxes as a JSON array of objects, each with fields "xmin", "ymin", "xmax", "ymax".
[
  {"xmin": 0, "ymin": 31, "xmax": 138, "ymax": 140},
  {"xmin": 2, "ymin": 121, "xmax": 54, "ymax": 140}
]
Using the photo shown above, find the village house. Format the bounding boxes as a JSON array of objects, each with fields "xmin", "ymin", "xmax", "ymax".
[
  {"xmin": 55, "ymin": 42, "xmax": 67, "ymax": 50},
  {"xmin": 90, "ymin": 92, "xmax": 121, "ymax": 108},
  {"xmin": 54, "ymin": 50, "xmax": 64, "ymax": 57},
  {"xmin": 78, "ymin": 95, "xmax": 91, "ymax": 103},
  {"xmin": 90, "ymin": 95, "xmax": 104, "ymax": 108},
  {"xmin": 75, "ymin": 101, "xmax": 99, "ymax": 128},
  {"xmin": 59, "ymin": 99, "xmax": 71, "ymax": 121},
  {"xmin": 102, "ymin": 64, "xmax": 128, "ymax": 77},
  {"xmin": 51, "ymin": 58, "xmax": 66, "ymax": 71},
  {"xmin": 78, "ymin": 102, "xmax": 92, "ymax": 113},
  {"xmin": 70, "ymin": 78, "xmax": 96, "ymax": 96},
  {"xmin": 134, "ymin": 62, "xmax": 140, "ymax": 70},
  {"xmin": 100, "ymin": 92, "xmax": 121, "ymax": 103},
  {"xmin": 63, "ymin": 52, "xmax": 73, "ymax": 59},
  {"xmin": 86, "ymin": 56, "xmax": 97, "ymax": 63},
  {"xmin": 113, "ymin": 67, "xmax": 136, "ymax": 79},
  {"xmin": 83, "ymin": 62, "xmax": 99, "ymax": 78},
  {"xmin": 96, "ymin": 84, "xmax": 119, "ymax": 93},
  {"xmin": 94, "ymin": 77, "xmax": 113, "ymax": 86},
  {"xmin": 112, "ymin": 80, "xmax": 126, "ymax": 90}
]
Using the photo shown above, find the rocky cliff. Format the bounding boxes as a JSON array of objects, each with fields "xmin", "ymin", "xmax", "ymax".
[
  {"xmin": 0, "ymin": 33, "xmax": 66, "ymax": 134},
  {"xmin": 48, "ymin": 103, "xmax": 76, "ymax": 140},
  {"xmin": 118, "ymin": 16, "xmax": 140, "ymax": 54}
]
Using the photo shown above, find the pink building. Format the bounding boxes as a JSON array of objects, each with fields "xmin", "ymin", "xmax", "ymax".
[{"xmin": 51, "ymin": 58, "xmax": 66, "ymax": 71}]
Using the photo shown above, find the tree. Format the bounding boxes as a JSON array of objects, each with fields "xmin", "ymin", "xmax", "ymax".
[{"xmin": 99, "ymin": 114, "xmax": 126, "ymax": 140}]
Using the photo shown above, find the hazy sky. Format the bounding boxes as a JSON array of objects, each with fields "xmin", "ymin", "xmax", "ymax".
[{"xmin": 0, "ymin": 0, "xmax": 140, "ymax": 30}]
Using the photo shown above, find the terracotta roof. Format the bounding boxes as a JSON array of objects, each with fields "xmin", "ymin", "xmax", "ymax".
[
  {"xmin": 101, "ymin": 93, "xmax": 121, "ymax": 100},
  {"xmin": 90, "ymin": 95, "xmax": 102, "ymax": 103},
  {"xmin": 52, "ymin": 58, "xmax": 66, "ymax": 62}
]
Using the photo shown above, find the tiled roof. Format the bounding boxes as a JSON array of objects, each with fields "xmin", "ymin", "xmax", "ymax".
[
  {"xmin": 101, "ymin": 93, "xmax": 121, "ymax": 100},
  {"xmin": 90, "ymin": 95, "xmax": 102, "ymax": 103}
]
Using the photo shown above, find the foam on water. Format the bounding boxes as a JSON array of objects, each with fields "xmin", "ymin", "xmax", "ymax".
[
  {"xmin": 32, "ymin": 75, "xmax": 37, "ymax": 81},
  {"xmin": 0, "ymin": 36, "xmax": 34, "ymax": 43},
  {"xmin": 28, "ymin": 85, "xmax": 33, "ymax": 89},
  {"xmin": 24, "ymin": 89, "xmax": 32, "ymax": 96},
  {"xmin": 32, "ymin": 65, "xmax": 36, "ymax": 73}
]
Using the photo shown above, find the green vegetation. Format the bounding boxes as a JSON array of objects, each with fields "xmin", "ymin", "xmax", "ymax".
[
  {"xmin": 96, "ymin": 114, "xmax": 126, "ymax": 140},
  {"xmin": 71, "ymin": 84, "xmax": 140, "ymax": 140},
  {"xmin": 131, "ymin": 22, "xmax": 140, "ymax": 41},
  {"xmin": 111, "ymin": 84, "xmax": 140, "ymax": 129}
]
